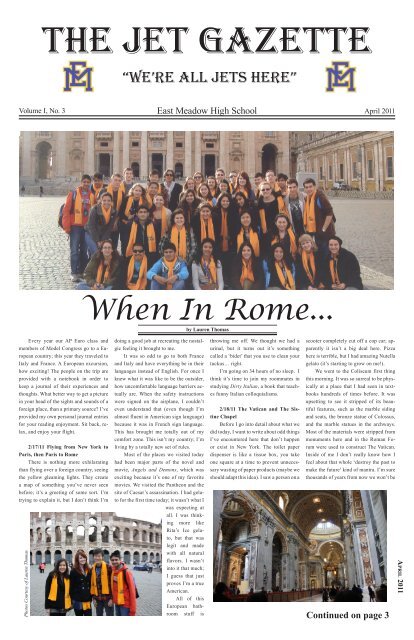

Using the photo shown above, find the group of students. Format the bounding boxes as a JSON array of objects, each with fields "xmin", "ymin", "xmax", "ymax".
[
  {"xmin": 44, "ymin": 548, "xmax": 137, "ymax": 616},
  {"xmin": 61, "ymin": 166, "xmax": 363, "ymax": 291}
]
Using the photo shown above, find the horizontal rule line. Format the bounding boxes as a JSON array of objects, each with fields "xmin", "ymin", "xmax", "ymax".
[
  {"xmin": 18, "ymin": 114, "xmax": 396, "ymax": 120},
  {"xmin": 137, "ymin": 332, "xmax": 278, "ymax": 335}
]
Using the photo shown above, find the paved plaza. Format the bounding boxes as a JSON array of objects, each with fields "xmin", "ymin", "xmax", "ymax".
[
  {"xmin": 19, "ymin": 196, "xmax": 394, "ymax": 290},
  {"xmin": 30, "ymin": 564, "xmax": 162, "ymax": 616}
]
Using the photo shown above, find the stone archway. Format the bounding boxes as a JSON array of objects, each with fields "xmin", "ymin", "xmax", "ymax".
[
  {"xmin": 272, "ymin": 532, "xmax": 286, "ymax": 591},
  {"xmin": 35, "ymin": 141, "xmax": 52, "ymax": 179},
  {"xmin": 262, "ymin": 143, "xmax": 277, "ymax": 174}
]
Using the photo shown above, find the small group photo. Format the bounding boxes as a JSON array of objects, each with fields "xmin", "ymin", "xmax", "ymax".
[
  {"xmin": 30, "ymin": 511, "xmax": 162, "ymax": 616},
  {"xmin": 19, "ymin": 131, "xmax": 394, "ymax": 291},
  {"xmin": 213, "ymin": 490, "xmax": 387, "ymax": 603}
]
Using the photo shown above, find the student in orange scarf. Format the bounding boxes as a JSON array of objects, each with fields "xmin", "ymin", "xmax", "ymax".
[
  {"xmin": 62, "ymin": 174, "xmax": 95, "ymax": 282},
  {"xmin": 150, "ymin": 193, "xmax": 172, "ymax": 239},
  {"xmin": 69, "ymin": 550, "xmax": 92, "ymax": 616},
  {"xmin": 159, "ymin": 209, "xmax": 197, "ymax": 266},
  {"xmin": 147, "ymin": 241, "xmax": 189, "ymax": 290},
  {"xmin": 191, "ymin": 202, "xmax": 219, "ymax": 248},
  {"xmin": 178, "ymin": 188, "xmax": 201, "ymax": 225},
  {"xmin": 192, "ymin": 238, "xmax": 224, "ymax": 290},
  {"xmin": 125, "ymin": 204, "xmax": 159, "ymax": 266},
  {"xmin": 125, "ymin": 242, "xmax": 148, "ymax": 290},
  {"xmin": 235, "ymin": 171, "xmax": 256, "ymax": 201},
  {"xmin": 197, "ymin": 181, "xmax": 215, "ymax": 206},
  {"xmin": 77, "ymin": 239, "xmax": 122, "ymax": 290},
  {"xmin": 321, "ymin": 236, "xmax": 363, "ymax": 290},
  {"xmin": 109, "ymin": 551, "xmax": 137, "ymax": 616},
  {"xmin": 268, "ymin": 214, "xmax": 298, "ymax": 261},
  {"xmin": 236, "ymin": 211, "xmax": 261, "ymax": 257},
  {"xmin": 85, "ymin": 191, "xmax": 118, "ymax": 255},
  {"xmin": 295, "ymin": 234, "xmax": 324, "ymax": 290},
  {"xmin": 213, "ymin": 191, "xmax": 238, "ymax": 285},
  {"xmin": 45, "ymin": 558, "xmax": 72, "ymax": 616},
  {"xmin": 90, "ymin": 547, "xmax": 113, "ymax": 616},
  {"xmin": 264, "ymin": 243, "xmax": 296, "ymax": 290},
  {"xmin": 118, "ymin": 183, "xmax": 150, "ymax": 256},
  {"xmin": 231, "ymin": 241, "xmax": 264, "ymax": 290}
]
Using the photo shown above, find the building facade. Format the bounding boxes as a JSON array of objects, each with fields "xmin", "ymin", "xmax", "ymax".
[
  {"xmin": 213, "ymin": 490, "xmax": 387, "ymax": 594},
  {"xmin": 19, "ymin": 131, "xmax": 290, "ymax": 183},
  {"xmin": 291, "ymin": 131, "xmax": 394, "ymax": 192},
  {"xmin": 30, "ymin": 511, "xmax": 162, "ymax": 566}
]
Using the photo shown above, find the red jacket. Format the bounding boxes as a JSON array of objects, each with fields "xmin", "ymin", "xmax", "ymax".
[
  {"xmin": 62, "ymin": 187, "xmax": 95, "ymax": 232},
  {"xmin": 111, "ymin": 563, "xmax": 137, "ymax": 616}
]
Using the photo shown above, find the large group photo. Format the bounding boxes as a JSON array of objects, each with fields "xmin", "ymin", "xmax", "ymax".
[{"xmin": 19, "ymin": 131, "xmax": 394, "ymax": 291}]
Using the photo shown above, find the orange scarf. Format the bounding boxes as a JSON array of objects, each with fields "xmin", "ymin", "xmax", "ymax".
[
  {"xmin": 238, "ymin": 187, "xmax": 248, "ymax": 198},
  {"xmin": 302, "ymin": 251, "xmax": 316, "ymax": 285},
  {"xmin": 126, "ymin": 222, "xmax": 156, "ymax": 257},
  {"xmin": 329, "ymin": 256, "xmax": 341, "ymax": 285},
  {"xmin": 202, "ymin": 257, "xmax": 217, "ymax": 285},
  {"xmin": 303, "ymin": 192, "xmax": 316, "ymax": 233},
  {"xmin": 170, "ymin": 226, "xmax": 187, "ymax": 259},
  {"xmin": 165, "ymin": 257, "xmax": 178, "ymax": 290},
  {"xmin": 220, "ymin": 209, "xmax": 229, "ymax": 252},
  {"xmin": 277, "ymin": 194, "xmax": 287, "ymax": 215},
  {"xmin": 274, "ymin": 228, "xmax": 297, "ymax": 258},
  {"xmin": 237, "ymin": 228, "xmax": 260, "ymax": 257},
  {"xmin": 127, "ymin": 255, "xmax": 147, "ymax": 290},
  {"xmin": 106, "ymin": 183, "xmax": 125, "ymax": 211},
  {"xmin": 48, "ymin": 575, "xmax": 71, "ymax": 609},
  {"xmin": 275, "ymin": 261, "xmax": 295, "ymax": 289},
  {"xmin": 74, "ymin": 189, "xmax": 95, "ymax": 226},
  {"xmin": 240, "ymin": 259, "xmax": 254, "ymax": 286},
  {"xmin": 91, "ymin": 562, "xmax": 110, "ymax": 596},
  {"xmin": 96, "ymin": 260, "xmax": 111, "ymax": 285},
  {"xmin": 124, "ymin": 196, "xmax": 145, "ymax": 218},
  {"xmin": 200, "ymin": 215, "xmax": 215, "ymax": 241},
  {"xmin": 153, "ymin": 206, "xmax": 169, "ymax": 236},
  {"xmin": 101, "ymin": 205, "xmax": 111, "ymax": 225}
]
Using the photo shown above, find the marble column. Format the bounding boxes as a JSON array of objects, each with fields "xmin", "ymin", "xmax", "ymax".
[
  {"xmin": 166, "ymin": 131, "xmax": 174, "ymax": 170},
  {"xmin": 378, "ymin": 141, "xmax": 384, "ymax": 190},
  {"xmin": 184, "ymin": 131, "xmax": 192, "ymax": 177},
  {"xmin": 21, "ymin": 131, "xmax": 32, "ymax": 179},
  {"xmin": 195, "ymin": 132, "xmax": 201, "ymax": 172},
  {"xmin": 247, "ymin": 131, "xmax": 256, "ymax": 178},
  {"xmin": 86, "ymin": 131, "xmax": 95, "ymax": 173},
  {"xmin": 54, "ymin": 132, "xmax": 67, "ymax": 179},
  {"xmin": 113, "ymin": 131, "xmax": 120, "ymax": 174},
  {"xmin": 219, "ymin": 131, "xmax": 228, "ymax": 172},
  {"xmin": 122, "ymin": 131, "xmax": 130, "ymax": 170},
  {"xmin": 141, "ymin": 132, "xmax": 148, "ymax": 180},
  {"xmin": 343, "ymin": 523, "xmax": 357, "ymax": 587},
  {"xmin": 360, "ymin": 144, "xmax": 366, "ymax": 191}
]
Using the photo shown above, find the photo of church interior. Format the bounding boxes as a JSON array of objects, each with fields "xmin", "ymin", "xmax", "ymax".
[{"xmin": 213, "ymin": 490, "xmax": 387, "ymax": 602}]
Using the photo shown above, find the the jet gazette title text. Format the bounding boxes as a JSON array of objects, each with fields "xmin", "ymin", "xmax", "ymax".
[{"xmin": 42, "ymin": 26, "xmax": 372, "ymax": 54}]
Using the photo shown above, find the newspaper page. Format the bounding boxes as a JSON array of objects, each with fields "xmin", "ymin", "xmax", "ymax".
[{"xmin": 2, "ymin": 0, "xmax": 411, "ymax": 636}]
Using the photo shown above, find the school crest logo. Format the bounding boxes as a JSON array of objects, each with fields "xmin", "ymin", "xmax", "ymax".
[
  {"xmin": 63, "ymin": 61, "xmax": 94, "ymax": 92},
  {"xmin": 326, "ymin": 61, "xmax": 356, "ymax": 92}
]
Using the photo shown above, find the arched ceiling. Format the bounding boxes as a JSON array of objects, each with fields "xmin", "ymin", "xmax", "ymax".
[
  {"xmin": 265, "ymin": 491, "xmax": 344, "ymax": 538},
  {"xmin": 319, "ymin": 540, "xmax": 344, "ymax": 565}
]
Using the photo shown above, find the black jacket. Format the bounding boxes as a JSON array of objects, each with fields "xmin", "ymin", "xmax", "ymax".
[
  {"xmin": 322, "ymin": 248, "xmax": 363, "ymax": 289},
  {"xmin": 69, "ymin": 569, "xmax": 92, "ymax": 603},
  {"xmin": 45, "ymin": 572, "xmax": 70, "ymax": 610}
]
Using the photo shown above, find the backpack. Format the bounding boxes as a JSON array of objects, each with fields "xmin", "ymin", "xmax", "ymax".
[
  {"xmin": 58, "ymin": 190, "xmax": 77, "ymax": 228},
  {"xmin": 123, "ymin": 568, "xmax": 139, "ymax": 598}
]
